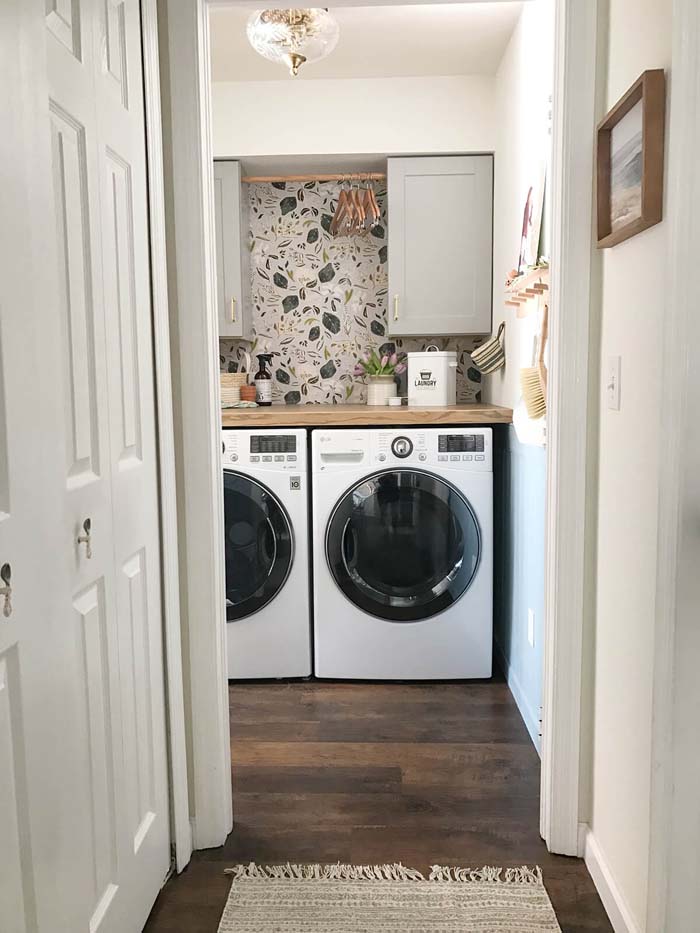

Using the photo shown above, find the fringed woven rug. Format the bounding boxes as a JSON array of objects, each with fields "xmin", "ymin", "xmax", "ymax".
[{"xmin": 218, "ymin": 863, "xmax": 562, "ymax": 932}]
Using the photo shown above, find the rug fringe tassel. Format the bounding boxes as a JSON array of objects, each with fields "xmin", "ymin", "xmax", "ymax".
[
  {"xmin": 225, "ymin": 863, "xmax": 543, "ymax": 885},
  {"xmin": 428, "ymin": 865, "xmax": 543, "ymax": 885}
]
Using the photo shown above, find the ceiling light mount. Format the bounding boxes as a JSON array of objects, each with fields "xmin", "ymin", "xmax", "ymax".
[{"xmin": 246, "ymin": 8, "xmax": 340, "ymax": 77}]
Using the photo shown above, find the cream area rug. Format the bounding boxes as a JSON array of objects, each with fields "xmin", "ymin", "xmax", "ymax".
[{"xmin": 218, "ymin": 863, "xmax": 562, "ymax": 932}]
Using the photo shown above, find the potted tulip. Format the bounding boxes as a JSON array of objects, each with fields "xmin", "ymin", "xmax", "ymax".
[{"xmin": 354, "ymin": 350, "xmax": 407, "ymax": 405}]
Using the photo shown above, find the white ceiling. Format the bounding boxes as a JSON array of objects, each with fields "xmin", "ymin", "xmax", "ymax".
[{"xmin": 209, "ymin": 3, "xmax": 524, "ymax": 82}]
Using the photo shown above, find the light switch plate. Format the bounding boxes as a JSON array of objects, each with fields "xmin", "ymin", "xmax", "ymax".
[{"xmin": 606, "ymin": 356, "xmax": 621, "ymax": 410}]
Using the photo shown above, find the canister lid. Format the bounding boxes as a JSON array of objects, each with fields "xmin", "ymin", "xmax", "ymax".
[{"xmin": 407, "ymin": 349, "xmax": 457, "ymax": 358}]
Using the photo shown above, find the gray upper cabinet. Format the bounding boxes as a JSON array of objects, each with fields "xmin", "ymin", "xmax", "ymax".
[
  {"xmin": 213, "ymin": 160, "xmax": 251, "ymax": 339},
  {"xmin": 388, "ymin": 156, "xmax": 493, "ymax": 336}
]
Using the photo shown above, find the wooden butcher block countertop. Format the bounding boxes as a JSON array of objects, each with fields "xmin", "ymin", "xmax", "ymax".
[{"xmin": 221, "ymin": 402, "xmax": 513, "ymax": 428}]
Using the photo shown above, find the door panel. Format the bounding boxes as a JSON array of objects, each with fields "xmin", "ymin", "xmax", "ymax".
[
  {"xmin": 102, "ymin": 0, "xmax": 129, "ymax": 108},
  {"xmin": 72, "ymin": 581, "xmax": 120, "ymax": 930},
  {"xmin": 120, "ymin": 548, "xmax": 156, "ymax": 847},
  {"xmin": 49, "ymin": 102, "xmax": 103, "ymax": 487},
  {"xmin": 0, "ymin": 651, "xmax": 37, "ymax": 933},
  {"xmin": 102, "ymin": 149, "xmax": 143, "ymax": 464},
  {"xmin": 95, "ymin": 0, "xmax": 170, "ymax": 913},
  {"xmin": 1, "ymin": 4, "xmax": 78, "ymax": 927},
  {"xmin": 46, "ymin": 0, "xmax": 82, "ymax": 59}
]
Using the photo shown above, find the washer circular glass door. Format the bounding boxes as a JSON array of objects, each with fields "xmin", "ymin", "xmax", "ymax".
[
  {"xmin": 325, "ymin": 469, "xmax": 481, "ymax": 622},
  {"xmin": 223, "ymin": 471, "xmax": 294, "ymax": 622}
]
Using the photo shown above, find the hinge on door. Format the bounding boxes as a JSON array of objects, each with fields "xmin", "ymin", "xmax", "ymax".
[{"xmin": 538, "ymin": 706, "xmax": 544, "ymax": 738}]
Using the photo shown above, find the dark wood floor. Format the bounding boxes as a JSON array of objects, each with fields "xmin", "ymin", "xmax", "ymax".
[{"xmin": 145, "ymin": 677, "xmax": 612, "ymax": 933}]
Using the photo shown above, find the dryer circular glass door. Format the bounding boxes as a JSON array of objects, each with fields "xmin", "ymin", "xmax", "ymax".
[
  {"xmin": 223, "ymin": 472, "xmax": 294, "ymax": 622},
  {"xmin": 325, "ymin": 469, "xmax": 481, "ymax": 622}
]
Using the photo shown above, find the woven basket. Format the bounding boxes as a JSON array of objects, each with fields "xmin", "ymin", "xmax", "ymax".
[
  {"xmin": 221, "ymin": 373, "xmax": 248, "ymax": 389},
  {"xmin": 471, "ymin": 322, "xmax": 506, "ymax": 374},
  {"xmin": 221, "ymin": 372, "xmax": 249, "ymax": 406}
]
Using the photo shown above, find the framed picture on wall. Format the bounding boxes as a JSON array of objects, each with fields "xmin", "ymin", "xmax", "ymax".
[{"xmin": 596, "ymin": 69, "xmax": 666, "ymax": 249}]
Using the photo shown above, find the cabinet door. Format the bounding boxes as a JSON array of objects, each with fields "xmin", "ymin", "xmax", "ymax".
[
  {"xmin": 214, "ymin": 160, "xmax": 249, "ymax": 338},
  {"xmin": 388, "ymin": 156, "xmax": 493, "ymax": 336}
]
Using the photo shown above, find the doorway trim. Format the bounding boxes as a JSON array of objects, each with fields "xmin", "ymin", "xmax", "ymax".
[
  {"xmin": 645, "ymin": 0, "xmax": 700, "ymax": 927},
  {"xmin": 158, "ymin": 0, "xmax": 234, "ymax": 850},
  {"xmin": 156, "ymin": 0, "xmax": 595, "ymax": 855},
  {"xmin": 141, "ymin": 0, "xmax": 193, "ymax": 872},
  {"xmin": 540, "ymin": 0, "xmax": 600, "ymax": 856}
]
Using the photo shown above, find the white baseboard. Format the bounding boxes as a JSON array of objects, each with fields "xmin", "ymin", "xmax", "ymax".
[
  {"xmin": 494, "ymin": 640, "xmax": 541, "ymax": 755},
  {"xmin": 583, "ymin": 828, "xmax": 642, "ymax": 933}
]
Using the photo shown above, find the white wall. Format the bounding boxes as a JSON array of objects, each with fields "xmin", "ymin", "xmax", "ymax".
[
  {"xmin": 483, "ymin": 0, "xmax": 553, "ymax": 757},
  {"xmin": 211, "ymin": 76, "xmax": 497, "ymax": 157},
  {"xmin": 588, "ymin": 0, "xmax": 671, "ymax": 928},
  {"xmin": 485, "ymin": 0, "xmax": 553, "ymax": 411}
]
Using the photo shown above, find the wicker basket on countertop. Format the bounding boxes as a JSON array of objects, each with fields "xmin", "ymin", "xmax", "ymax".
[{"xmin": 221, "ymin": 372, "xmax": 248, "ymax": 406}]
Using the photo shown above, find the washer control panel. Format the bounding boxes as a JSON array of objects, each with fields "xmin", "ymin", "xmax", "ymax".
[
  {"xmin": 312, "ymin": 428, "xmax": 492, "ymax": 472},
  {"xmin": 222, "ymin": 428, "xmax": 306, "ymax": 472},
  {"xmin": 373, "ymin": 428, "xmax": 492, "ymax": 471}
]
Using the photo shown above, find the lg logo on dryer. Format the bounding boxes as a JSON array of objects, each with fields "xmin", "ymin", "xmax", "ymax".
[{"xmin": 290, "ymin": 476, "xmax": 302, "ymax": 491}]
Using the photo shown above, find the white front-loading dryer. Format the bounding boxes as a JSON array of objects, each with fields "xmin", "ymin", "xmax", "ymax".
[
  {"xmin": 311, "ymin": 427, "xmax": 493, "ymax": 680},
  {"xmin": 222, "ymin": 428, "xmax": 311, "ymax": 679}
]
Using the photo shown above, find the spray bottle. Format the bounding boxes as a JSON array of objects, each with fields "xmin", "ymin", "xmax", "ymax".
[{"xmin": 254, "ymin": 353, "xmax": 274, "ymax": 406}]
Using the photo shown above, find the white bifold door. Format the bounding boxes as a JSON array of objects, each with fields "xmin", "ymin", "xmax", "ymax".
[{"xmin": 1, "ymin": 1, "xmax": 170, "ymax": 931}]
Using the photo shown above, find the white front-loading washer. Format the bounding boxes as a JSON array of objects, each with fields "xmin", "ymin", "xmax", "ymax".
[
  {"xmin": 222, "ymin": 428, "xmax": 311, "ymax": 679},
  {"xmin": 311, "ymin": 427, "xmax": 493, "ymax": 680}
]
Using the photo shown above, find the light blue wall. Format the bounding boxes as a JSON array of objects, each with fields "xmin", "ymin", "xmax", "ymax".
[{"xmin": 493, "ymin": 425, "xmax": 546, "ymax": 754}]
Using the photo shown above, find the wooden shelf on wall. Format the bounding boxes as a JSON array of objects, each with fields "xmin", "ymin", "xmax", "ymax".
[
  {"xmin": 221, "ymin": 402, "xmax": 513, "ymax": 428},
  {"xmin": 504, "ymin": 266, "xmax": 550, "ymax": 317}
]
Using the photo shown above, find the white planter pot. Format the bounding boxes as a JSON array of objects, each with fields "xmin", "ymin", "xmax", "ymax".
[{"xmin": 366, "ymin": 375, "xmax": 397, "ymax": 406}]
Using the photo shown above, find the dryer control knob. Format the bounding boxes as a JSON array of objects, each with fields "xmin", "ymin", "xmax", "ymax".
[
  {"xmin": 418, "ymin": 453, "xmax": 427, "ymax": 462},
  {"xmin": 391, "ymin": 436, "xmax": 413, "ymax": 458},
  {"xmin": 230, "ymin": 453, "xmax": 238, "ymax": 462}
]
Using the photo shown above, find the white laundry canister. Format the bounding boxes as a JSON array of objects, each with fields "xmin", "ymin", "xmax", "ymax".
[{"xmin": 407, "ymin": 346, "xmax": 458, "ymax": 407}]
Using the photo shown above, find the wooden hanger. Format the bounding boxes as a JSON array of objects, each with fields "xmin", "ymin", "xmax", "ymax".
[{"xmin": 331, "ymin": 177, "xmax": 352, "ymax": 236}]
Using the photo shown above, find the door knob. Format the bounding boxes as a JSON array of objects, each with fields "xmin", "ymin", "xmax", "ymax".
[
  {"xmin": 77, "ymin": 518, "xmax": 92, "ymax": 559},
  {"xmin": 0, "ymin": 563, "xmax": 11, "ymax": 618}
]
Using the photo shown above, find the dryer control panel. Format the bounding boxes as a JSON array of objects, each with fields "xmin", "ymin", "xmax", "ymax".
[
  {"xmin": 312, "ymin": 428, "xmax": 492, "ymax": 472},
  {"xmin": 222, "ymin": 428, "xmax": 307, "ymax": 472},
  {"xmin": 374, "ymin": 429, "xmax": 491, "ymax": 471}
]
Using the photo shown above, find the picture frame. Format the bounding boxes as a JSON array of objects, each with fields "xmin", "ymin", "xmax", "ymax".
[{"xmin": 596, "ymin": 69, "xmax": 666, "ymax": 249}]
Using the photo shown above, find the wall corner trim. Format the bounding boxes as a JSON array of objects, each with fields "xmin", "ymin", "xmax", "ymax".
[{"xmin": 584, "ymin": 829, "xmax": 642, "ymax": 933}]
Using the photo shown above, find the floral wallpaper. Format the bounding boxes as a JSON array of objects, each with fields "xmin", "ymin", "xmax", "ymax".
[{"xmin": 219, "ymin": 181, "xmax": 483, "ymax": 405}]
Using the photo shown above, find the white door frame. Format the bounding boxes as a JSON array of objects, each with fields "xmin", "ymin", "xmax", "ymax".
[
  {"xmin": 157, "ymin": 0, "xmax": 234, "ymax": 849},
  {"xmin": 645, "ymin": 0, "xmax": 700, "ymax": 927},
  {"xmin": 155, "ymin": 0, "xmax": 598, "ymax": 857},
  {"xmin": 140, "ymin": 0, "xmax": 193, "ymax": 872},
  {"xmin": 540, "ymin": 0, "xmax": 601, "ymax": 856}
]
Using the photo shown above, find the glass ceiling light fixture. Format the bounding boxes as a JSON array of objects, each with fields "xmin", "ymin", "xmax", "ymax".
[{"xmin": 246, "ymin": 8, "xmax": 340, "ymax": 77}]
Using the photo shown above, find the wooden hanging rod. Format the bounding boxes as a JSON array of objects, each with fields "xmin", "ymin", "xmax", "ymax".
[{"xmin": 241, "ymin": 172, "xmax": 386, "ymax": 184}]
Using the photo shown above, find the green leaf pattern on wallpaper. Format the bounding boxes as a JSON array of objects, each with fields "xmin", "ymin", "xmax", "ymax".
[{"xmin": 219, "ymin": 182, "xmax": 483, "ymax": 405}]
